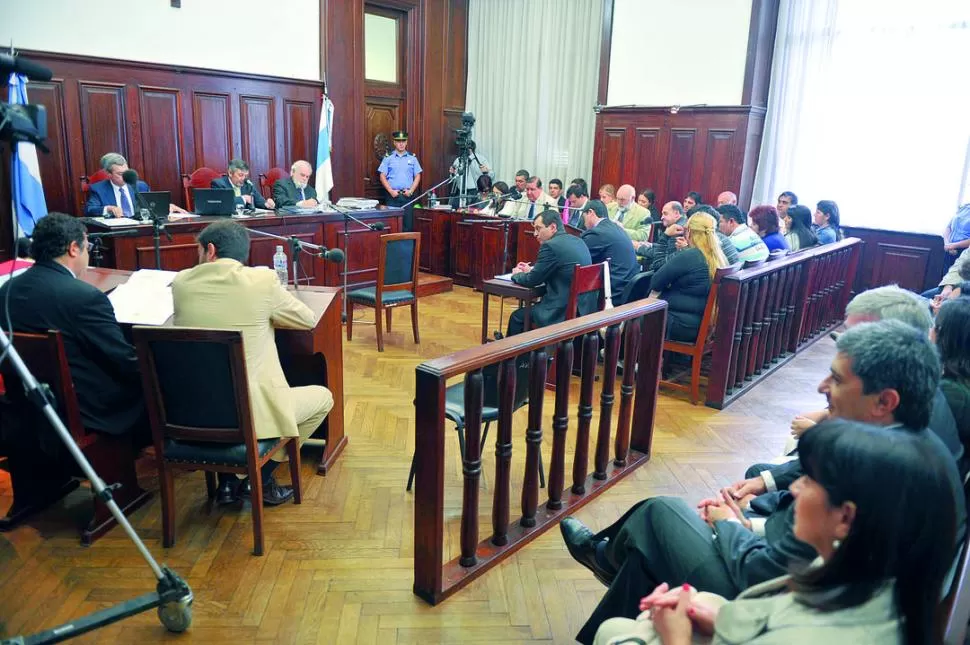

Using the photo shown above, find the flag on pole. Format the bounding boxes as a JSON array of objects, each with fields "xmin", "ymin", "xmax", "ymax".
[
  {"xmin": 7, "ymin": 73, "xmax": 47, "ymax": 237},
  {"xmin": 315, "ymin": 94, "xmax": 335, "ymax": 199}
]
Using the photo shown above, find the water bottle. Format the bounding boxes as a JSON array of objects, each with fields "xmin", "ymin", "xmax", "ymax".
[
  {"xmin": 459, "ymin": 194, "xmax": 467, "ymax": 209},
  {"xmin": 429, "ymin": 191, "xmax": 438, "ymax": 208},
  {"xmin": 273, "ymin": 245, "xmax": 288, "ymax": 286}
]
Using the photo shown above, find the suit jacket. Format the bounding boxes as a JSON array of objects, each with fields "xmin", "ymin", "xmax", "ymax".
[
  {"xmin": 171, "ymin": 259, "xmax": 317, "ymax": 440},
  {"xmin": 581, "ymin": 219, "xmax": 640, "ymax": 304},
  {"xmin": 610, "ymin": 202, "xmax": 652, "ymax": 242},
  {"xmin": 210, "ymin": 176, "xmax": 268, "ymax": 209},
  {"xmin": 565, "ymin": 200, "xmax": 588, "ymax": 230},
  {"xmin": 650, "ymin": 215, "xmax": 688, "ymax": 272},
  {"xmin": 0, "ymin": 261, "xmax": 143, "ymax": 434},
  {"xmin": 272, "ymin": 177, "xmax": 317, "ymax": 208},
  {"xmin": 84, "ymin": 178, "xmax": 151, "ymax": 216},
  {"xmin": 511, "ymin": 232, "xmax": 595, "ymax": 328},
  {"xmin": 502, "ymin": 192, "xmax": 557, "ymax": 219}
]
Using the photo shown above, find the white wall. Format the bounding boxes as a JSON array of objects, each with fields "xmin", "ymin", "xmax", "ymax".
[
  {"xmin": 607, "ymin": 0, "xmax": 752, "ymax": 106},
  {"xmin": 0, "ymin": 0, "xmax": 321, "ymax": 80}
]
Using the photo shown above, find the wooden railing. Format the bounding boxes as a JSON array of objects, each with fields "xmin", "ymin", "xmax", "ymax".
[
  {"xmin": 705, "ymin": 238, "xmax": 861, "ymax": 409},
  {"xmin": 412, "ymin": 299, "xmax": 668, "ymax": 605}
]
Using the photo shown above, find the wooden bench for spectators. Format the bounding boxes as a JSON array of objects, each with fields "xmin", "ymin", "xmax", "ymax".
[
  {"xmin": 705, "ymin": 238, "xmax": 862, "ymax": 409},
  {"xmin": 412, "ymin": 299, "xmax": 668, "ymax": 605}
]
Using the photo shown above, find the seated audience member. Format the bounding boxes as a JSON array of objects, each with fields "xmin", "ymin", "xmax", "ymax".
[
  {"xmin": 565, "ymin": 184, "xmax": 591, "ymax": 229},
  {"xmin": 562, "ymin": 318, "xmax": 965, "ymax": 644},
  {"xmin": 748, "ymin": 205, "xmax": 789, "ymax": 252},
  {"xmin": 571, "ymin": 177, "xmax": 590, "ymax": 195},
  {"xmin": 683, "ymin": 191, "xmax": 703, "ymax": 211},
  {"xmin": 814, "ymin": 200, "xmax": 842, "ymax": 244},
  {"xmin": 637, "ymin": 189, "xmax": 662, "ymax": 225},
  {"xmin": 474, "ymin": 173, "xmax": 493, "ymax": 206},
  {"xmin": 512, "ymin": 169, "xmax": 530, "ymax": 197},
  {"xmin": 935, "ymin": 297, "xmax": 970, "ymax": 467},
  {"xmin": 211, "ymin": 158, "xmax": 276, "ymax": 211},
  {"xmin": 931, "ymin": 279, "xmax": 970, "ymax": 316},
  {"xmin": 637, "ymin": 201, "xmax": 687, "ymax": 270},
  {"xmin": 548, "ymin": 178, "xmax": 566, "ymax": 208},
  {"xmin": 0, "ymin": 213, "xmax": 146, "ymax": 441},
  {"xmin": 507, "ymin": 209, "xmax": 594, "ymax": 336},
  {"xmin": 611, "ymin": 184, "xmax": 652, "ymax": 241},
  {"xmin": 581, "ymin": 200, "xmax": 640, "ymax": 305},
  {"xmin": 687, "ymin": 204, "xmax": 739, "ymax": 266},
  {"xmin": 599, "ymin": 183, "xmax": 617, "ymax": 208},
  {"xmin": 923, "ymin": 246, "xmax": 970, "ymax": 300},
  {"xmin": 943, "ymin": 203, "xmax": 970, "ymax": 271},
  {"xmin": 783, "ymin": 204, "xmax": 818, "ymax": 252},
  {"xmin": 647, "ymin": 212, "xmax": 727, "ymax": 342},
  {"xmin": 479, "ymin": 180, "xmax": 511, "ymax": 216},
  {"xmin": 172, "ymin": 220, "xmax": 334, "ymax": 505},
  {"xmin": 593, "ymin": 421, "xmax": 957, "ymax": 645},
  {"xmin": 715, "ymin": 191, "xmax": 737, "ymax": 207},
  {"xmin": 777, "ymin": 190, "xmax": 798, "ymax": 221},
  {"xmin": 520, "ymin": 176, "xmax": 557, "ymax": 220},
  {"xmin": 273, "ymin": 160, "xmax": 318, "ymax": 208},
  {"xmin": 84, "ymin": 152, "xmax": 187, "ymax": 216},
  {"xmin": 717, "ymin": 204, "xmax": 769, "ymax": 263}
]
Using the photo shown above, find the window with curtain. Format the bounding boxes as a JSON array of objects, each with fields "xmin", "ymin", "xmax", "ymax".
[{"xmin": 753, "ymin": 1, "xmax": 970, "ymax": 233}]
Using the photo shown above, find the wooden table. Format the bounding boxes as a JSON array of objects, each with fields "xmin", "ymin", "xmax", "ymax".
[
  {"xmin": 479, "ymin": 277, "xmax": 541, "ymax": 343},
  {"xmin": 83, "ymin": 268, "xmax": 347, "ymax": 475}
]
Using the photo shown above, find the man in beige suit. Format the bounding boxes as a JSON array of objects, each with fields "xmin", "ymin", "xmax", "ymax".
[
  {"xmin": 172, "ymin": 220, "xmax": 334, "ymax": 506},
  {"xmin": 501, "ymin": 176, "xmax": 558, "ymax": 219}
]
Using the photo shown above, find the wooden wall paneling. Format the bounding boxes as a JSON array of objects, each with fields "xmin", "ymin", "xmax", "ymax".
[
  {"xmin": 322, "ymin": 0, "xmax": 365, "ymax": 198},
  {"xmin": 239, "ymin": 95, "xmax": 277, "ymax": 179},
  {"xmin": 665, "ymin": 129, "xmax": 697, "ymax": 204},
  {"xmin": 78, "ymin": 83, "xmax": 128, "ymax": 175},
  {"xmin": 26, "ymin": 81, "xmax": 73, "ymax": 216},
  {"xmin": 192, "ymin": 92, "xmax": 233, "ymax": 172},
  {"xmin": 843, "ymin": 226, "xmax": 946, "ymax": 294},
  {"xmin": 137, "ymin": 87, "xmax": 184, "ymax": 200},
  {"xmin": 871, "ymin": 243, "xmax": 932, "ymax": 292},
  {"xmin": 633, "ymin": 127, "xmax": 666, "ymax": 196},
  {"xmin": 596, "ymin": 128, "xmax": 627, "ymax": 190},
  {"xmin": 701, "ymin": 129, "xmax": 739, "ymax": 201},
  {"xmin": 283, "ymin": 99, "xmax": 315, "ymax": 172}
]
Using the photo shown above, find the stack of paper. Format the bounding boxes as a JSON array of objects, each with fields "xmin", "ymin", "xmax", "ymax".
[
  {"xmin": 92, "ymin": 217, "xmax": 143, "ymax": 227},
  {"xmin": 108, "ymin": 269, "xmax": 178, "ymax": 325}
]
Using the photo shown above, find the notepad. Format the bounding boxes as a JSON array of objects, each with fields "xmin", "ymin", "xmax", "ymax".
[
  {"xmin": 92, "ymin": 217, "xmax": 142, "ymax": 227},
  {"xmin": 107, "ymin": 269, "xmax": 178, "ymax": 325},
  {"xmin": 493, "ymin": 272, "xmax": 514, "ymax": 281}
]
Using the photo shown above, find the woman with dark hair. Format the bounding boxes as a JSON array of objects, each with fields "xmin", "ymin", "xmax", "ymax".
[
  {"xmin": 748, "ymin": 205, "xmax": 790, "ymax": 252},
  {"xmin": 783, "ymin": 204, "xmax": 818, "ymax": 252},
  {"xmin": 934, "ymin": 296, "xmax": 970, "ymax": 475},
  {"xmin": 638, "ymin": 189, "xmax": 661, "ymax": 224},
  {"xmin": 478, "ymin": 180, "xmax": 509, "ymax": 216},
  {"xmin": 815, "ymin": 200, "xmax": 842, "ymax": 244},
  {"xmin": 594, "ymin": 420, "xmax": 958, "ymax": 645}
]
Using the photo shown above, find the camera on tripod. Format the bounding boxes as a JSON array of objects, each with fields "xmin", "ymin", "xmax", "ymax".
[
  {"xmin": 454, "ymin": 111, "xmax": 476, "ymax": 152},
  {"xmin": 1, "ymin": 51, "xmax": 50, "ymax": 150}
]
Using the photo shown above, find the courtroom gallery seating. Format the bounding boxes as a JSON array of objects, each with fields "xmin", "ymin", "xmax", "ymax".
[
  {"xmin": 133, "ymin": 327, "xmax": 303, "ymax": 557},
  {"xmin": 181, "ymin": 167, "xmax": 223, "ymax": 211},
  {"xmin": 346, "ymin": 232, "xmax": 422, "ymax": 352}
]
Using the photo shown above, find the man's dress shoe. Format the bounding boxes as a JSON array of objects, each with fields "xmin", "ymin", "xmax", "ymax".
[
  {"xmin": 216, "ymin": 479, "xmax": 238, "ymax": 505},
  {"xmin": 261, "ymin": 477, "xmax": 295, "ymax": 506},
  {"xmin": 560, "ymin": 516, "xmax": 614, "ymax": 586}
]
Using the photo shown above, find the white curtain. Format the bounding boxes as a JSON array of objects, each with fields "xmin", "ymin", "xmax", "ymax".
[
  {"xmin": 753, "ymin": 1, "xmax": 970, "ymax": 233},
  {"xmin": 465, "ymin": 0, "xmax": 604, "ymax": 187}
]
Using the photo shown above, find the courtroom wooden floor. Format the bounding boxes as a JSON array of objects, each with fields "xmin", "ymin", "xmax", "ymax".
[{"xmin": 0, "ymin": 286, "xmax": 835, "ymax": 644}]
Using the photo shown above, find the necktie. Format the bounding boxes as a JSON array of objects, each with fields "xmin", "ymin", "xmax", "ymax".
[
  {"xmin": 233, "ymin": 184, "xmax": 241, "ymax": 197},
  {"xmin": 618, "ymin": 208, "xmax": 627, "ymax": 223},
  {"xmin": 528, "ymin": 202, "xmax": 535, "ymax": 221},
  {"xmin": 119, "ymin": 186, "xmax": 133, "ymax": 217},
  {"xmin": 299, "ymin": 186, "xmax": 306, "ymax": 201}
]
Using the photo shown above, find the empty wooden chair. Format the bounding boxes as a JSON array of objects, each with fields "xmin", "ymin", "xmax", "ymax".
[
  {"xmin": 258, "ymin": 167, "xmax": 288, "ymax": 199},
  {"xmin": 181, "ymin": 167, "xmax": 223, "ymax": 211}
]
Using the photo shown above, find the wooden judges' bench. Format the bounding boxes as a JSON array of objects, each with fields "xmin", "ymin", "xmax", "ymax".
[{"xmin": 84, "ymin": 209, "xmax": 403, "ymax": 291}]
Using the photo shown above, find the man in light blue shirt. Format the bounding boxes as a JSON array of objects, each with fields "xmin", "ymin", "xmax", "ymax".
[{"xmin": 378, "ymin": 131, "xmax": 422, "ymax": 231}]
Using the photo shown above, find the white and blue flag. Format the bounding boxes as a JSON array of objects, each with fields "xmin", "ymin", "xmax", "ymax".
[
  {"xmin": 8, "ymin": 73, "xmax": 47, "ymax": 236},
  {"xmin": 315, "ymin": 94, "xmax": 334, "ymax": 199}
]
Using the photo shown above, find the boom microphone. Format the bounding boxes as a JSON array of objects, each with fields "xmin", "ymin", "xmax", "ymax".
[
  {"xmin": 0, "ymin": 53, "xmax": 53, "ymax": 81},
  {"xmin": 371, "ymin": 222, "xmax": 386, "ymax": 231},
  {"xmin": 320, "ymin": 248, "xmax": 345, "ymax": 263}
]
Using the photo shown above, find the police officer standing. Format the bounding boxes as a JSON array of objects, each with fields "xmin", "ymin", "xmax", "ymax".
[{"xmin": 378, "ymin": 130, "xmax": 422, "ymax": 231}]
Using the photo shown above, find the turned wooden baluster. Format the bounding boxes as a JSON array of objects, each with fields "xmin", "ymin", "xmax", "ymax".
[
  {"xmin": 594, "ymin": 325, "xmax": 621, "ymax": 479},
  {"xmin": 769, "ymin": 266, "xmax": 791, "ymax": 362},
  {"xmin": 754, "ymin": 272, "xmax": 778, "ymax": 374},
  {"xmin": 459, "ymin": 369, "xmax": 484, "ymax": 567},
  {"xmin": 571, "ymin": 331, "xmax": 600, "ymax": 494},
  {"xmin": 737, "ymin": 279, "xmax": 758, "ymax": 385},
  {"xmin": 614, "ymin": 317, "xmax": 641, "ymax": 466},
  {"xmin": 492, "ymin": 357, "xmax": 516, "ymax": 547},
  {"xmin": 521, "ymin": 348, "xmax": 547, "ymax": 527},
  {"xmin": 744, "ymin": 279, "xmax": 766, "ymax": 380},
  {"xmin": 783, "ymin": 263, "xmax": 803, "ymax": 353},
  {"xmin": 727, "ymin": 282, "xmax": 750, "ymax": 392},
  {"xmin": 547, "ymin": 340, "xmax": 574, "ymax": 510}
]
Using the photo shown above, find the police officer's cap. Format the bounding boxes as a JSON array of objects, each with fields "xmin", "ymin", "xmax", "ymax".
[{"xmin": 391, "ymin": 130, "xmax": 409, "ymax": 141}]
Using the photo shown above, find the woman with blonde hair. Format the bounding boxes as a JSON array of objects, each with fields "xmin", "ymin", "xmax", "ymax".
[
  {"xmin": 598, "ymin": 183, "xmax": 617, "ymax": 205},
  {"xmin": 648, "ymin": 212, "xmax": 727, "ymax": 341}
]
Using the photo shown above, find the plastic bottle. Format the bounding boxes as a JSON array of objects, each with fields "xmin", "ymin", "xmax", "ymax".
[
  {"xmin": 429, "ymin": 191, "xmax": 438, "ymax": 208},
  {"xmin": 273, "ymin": 245, "xmax": 288, "ymax": 286}
]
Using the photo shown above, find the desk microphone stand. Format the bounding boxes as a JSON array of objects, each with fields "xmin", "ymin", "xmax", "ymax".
[
  {"xmin": 247, "ymin": 227, "xmax": 335, "ymax": 291},
  {"xmin": 399, "ymin": 175, "xmax": 456, "ymax": 210},
  {"xmin": 146, "ymin": 210, "xmax": 172, "ymax": 271}
]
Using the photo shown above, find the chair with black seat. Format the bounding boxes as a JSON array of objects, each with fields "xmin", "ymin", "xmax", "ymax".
[
  {"xmin": 133, "ymin": 327, "xmax": 302, "ymax": 556},
  {"xmin": 406, "ymin": 356, "xmax": 543, "ymax": 491},
  {"xmin": 619, "ymin": 271, "xmax": 653, "ymax": 305},
  {"xmin": 346, "ymin": 232, "xmax": 421, "ymax": 352}
]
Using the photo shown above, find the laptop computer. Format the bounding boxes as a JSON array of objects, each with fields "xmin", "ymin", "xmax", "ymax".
[
  {"xmin": 140, "ymin": 191, "xmax": 171, "ymax": 219},
  {"xmin": 192, "ymin": 188, "xmax": 236, "ymax": 216}
]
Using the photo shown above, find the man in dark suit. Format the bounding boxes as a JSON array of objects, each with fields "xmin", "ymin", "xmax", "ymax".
[
  {"xmin": 564, "ymin": 183, "xmax": 589, "ymax": 230},
  {"xmin": 84, "ymin": 152, "xmax": 149, "ymax": 217},
  {"xmin": 560, "ymin": 319, "xmax": 965, "ymax": 644},
  {"xmin": 0, "ymin": 213, "xmax": 145, "ymax": 440},
  {"xmin": 211, "ymin": 159, "xmax": 276, "ymax": 210},
  {"xmin": 580, "ymin": 200, "xmax": 640, "ymax": 305},
  {"xmin": 506, "ymin": 209, "xmax": 595, "ymax": 336},
  {"xmin": 272, "ymin": 160, "xmax": 318, "ymax": 208}
]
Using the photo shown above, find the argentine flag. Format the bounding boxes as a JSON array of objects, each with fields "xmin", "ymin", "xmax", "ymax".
[
  {"xmin": 8, "ymin": 73, "xmax": 47, "ymax": 237},
  {"xmin": 315, "ymin": 94, "xmax": 334, "ymax": 198}
]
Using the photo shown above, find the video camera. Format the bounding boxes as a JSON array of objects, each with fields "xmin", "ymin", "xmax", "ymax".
[
  {"xmin": 454, "ymin": 111, "xmax": 476, "ymax": 153},
  {"xmin": 0, "ymin": 52, "xmax": 51, "ymax": 150}
]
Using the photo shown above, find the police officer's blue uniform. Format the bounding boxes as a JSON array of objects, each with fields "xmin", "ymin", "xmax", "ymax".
[{"xmin": 379, "ymin": 131, "xmax": 422, "ymax": 231}]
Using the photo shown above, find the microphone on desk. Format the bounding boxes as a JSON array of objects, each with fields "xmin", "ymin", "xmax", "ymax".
[
  {"xmin": 371, "ymin": 221, "xmax": 386, "ymax": 231},
  {"xmin": 243, "ymin": 179, "xmax": 259, "ymax": 210},
  {"xmin": 318, "ymin": 247, "xmax": 345, "ymax": 263},
  {"xmin": 464, "ymin": 190, "xmax": 519, "ymax": 211}
]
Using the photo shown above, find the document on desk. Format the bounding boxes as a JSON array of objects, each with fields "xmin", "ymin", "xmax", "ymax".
[
  {"xmin": 108, "ymin": 277, "xmax": 175, "ymax": 325},
  {"xmin": 125, "ymin": 269, "xmax": 178, "ymax": 288},
  {"xmin": 91, "ymin": 217, "xmax": 142, "ymax": 227},
  {"xmin": 493, "ymin": 272, "xmax": 514, "ymax": 281}
]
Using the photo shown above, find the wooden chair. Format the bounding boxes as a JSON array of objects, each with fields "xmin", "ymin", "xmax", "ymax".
[
  {"xmin": 181, "ymin": 167, "xmax": 223, "ymax": 211},
  {"xmin": 258, "ymin": 167, "xmax": 288, "ymax": 199},
  {"xmin": 619, "ymin": 271, "xmax": 652, "ymax": 305},
  {"xmin": 549, "ymin": 262, "xmax": 607, "ymax": 387},
  {"xmin": 346, "ymin": 232, "xmax": 421, "ymax": 352},
  {"xmin": 406, "ymin": 357, "xmax": 543, "ymax": 490},
  {"xmin": 660, "ymin": 265, "xmax": 739, "ymax": 404},
  {"xmin": 133, "ymin": 327, "xmax": 302, "ymax": 556},
  {"xmin": 0, "ymin": 331, "xmax": 150, "ymax": 544},
  {"xmin": 79, "ymin": 169, "xmax": 111, "ymax": 214}
]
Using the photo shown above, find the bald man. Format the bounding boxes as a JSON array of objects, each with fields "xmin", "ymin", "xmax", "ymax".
[
  {"xmin": 609, "ymin": 184, "xmax": 652, "ymax": 241},
  {"xmin": 273, "ymin": 160, "xmax": 319, "ymax": 208},
  {"xmin": 716, "ymin": 191, "xmax": 738, "ymax": 207}
]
